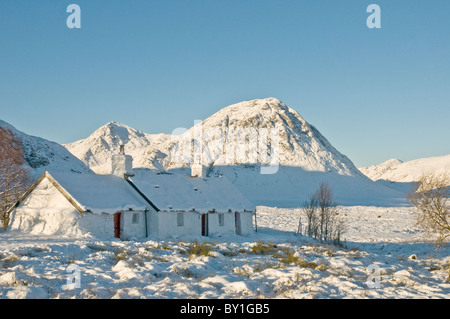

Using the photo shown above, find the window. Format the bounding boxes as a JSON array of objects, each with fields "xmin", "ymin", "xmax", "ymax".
[
  {"xmin": 132, "ymin": 213, "xmax": 139, "ymax": 224},
  {"xmin": 177, "ymin": 213, "xmax": 184, "ymax": 227},
  {"xmin": 218, "ymin": 213, "xmax": 224, "ymax": 227}
]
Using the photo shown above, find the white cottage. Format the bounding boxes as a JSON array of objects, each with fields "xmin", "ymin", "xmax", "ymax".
[
  {"xmin": 8, "ymin": 148, "xmax": 256, "ymax": 239},
  {"xmin": 8, "ymin": 171, "xmax": 150, "ymax": 239},
  {"xmin": 128, "ymin": 169, "xmax": 255, "ymax": 238}
]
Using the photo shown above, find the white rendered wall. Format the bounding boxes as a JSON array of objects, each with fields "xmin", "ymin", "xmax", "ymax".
[
  {"xmin": 146, "ymin": 210, "xmax": 159, "ymax": 238},
  {"xmin": 9, "ymin": 178, "xmax": 84, "ymax": 236},
  {"xmin": 9, "ymin": 177, "xmax": 133, "ymax": 239},
  {"xmin": 78, "ymin": 213, "xmax": 114, "ymax": 238},
  {"xmin": 207, "ymin": 212, "xmax": 235, "ymax": 237},
  {"xmin": 237, "ymin": 212, "xmax": 255, "ymax": 235},
  {"xmin": 157, "ymin": 211, "xmax": 201, "ymax": 239},
  {"xmin": 120, "ymin": 210, "xmax": 147, "ymax": 240}
]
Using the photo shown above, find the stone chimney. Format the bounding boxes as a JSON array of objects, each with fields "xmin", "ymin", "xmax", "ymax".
[
  {"xmin": 191, "ymin": 156, "xmax": 206, "ymax": 179},
  {"xmin": 111, "ymin": 145, "xmax": 134, "ymax": 177}
]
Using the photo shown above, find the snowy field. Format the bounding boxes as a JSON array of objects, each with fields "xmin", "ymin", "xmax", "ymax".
[{"xmin": 0, "ymin": 206, "xmax": 449, "ymax": 299}]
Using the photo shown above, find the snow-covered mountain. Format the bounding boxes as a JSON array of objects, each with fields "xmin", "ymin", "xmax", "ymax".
[
  {"xmin": 358, "ymin": 155, "xmax": 450, "ymax": 194},
  {"xmin": 0, "ymin": 120, "xmax": 91, "ymax": 179},
  {"xmin": 64, "ymin": 98, "xmax": 363, "ymax": 175},
  {"xmin": 359, "ymin": 159, "xmax": 404, "ymax": 181},
  {"xmin": 159, "ymin": 97, "xmax": 360, "ymax": 175},
  {"xmin": 65, "ymin": 122, "xmax": 170, "ymax": 174},
  {"xmin": 359, "ymin": 155, "xmax": 450, "ymax": 183},
  {"xmin": 64, "ymin": 98, "xmax": 407, "ymax": 206}
]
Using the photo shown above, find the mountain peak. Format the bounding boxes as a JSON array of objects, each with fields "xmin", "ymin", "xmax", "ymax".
[
  {"xmin": 98, "ymin": 121, "xmax": 134, "ymax": 133},
  {"xmin": 202, "ymin": 97, "xmax": 307, "ymax": 132},
  {"xmin": 65, "ymin": 120, "xmax": 171, "ymax": 174},
  {"xmin": 89, "ymin": 121, "xmax": 148, "ymax": 142},
  {"xmin": 235, "ymin": 97, "xmax": 286, "ymax": 108},
  {"xmin": 382, "ymin": 158, "xmax": 404, "ymax": 166},
  {"xmin": 162, "ymin": 97, "xmax": 361, "ymax": 176},
  {"xmin": 218, "ymin": 97, "xmax": 289, "ymax": 115},
  {"xmin": 103, "ymin": 121, "xmax": 129, "ymax": 128}
]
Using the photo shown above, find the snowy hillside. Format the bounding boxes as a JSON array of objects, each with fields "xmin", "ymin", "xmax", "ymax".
[
  {"xmin": 359, "ymin": 155, "xmax": 450, "ymax": 183},
  {"xmin": 359, "ymin": 155, "xmax": 450, "ymax": 194},
  {"xmin": 64, "ymin": 98, "xmax": 407, "ymax": 207},
  {"xmin": 65, "ymin": 122, "xmax": 171, "ymax": 174},
  {"xmin": 0, "ymin": 120, "xmax": 91, "ymax": 179},
  {"xmin": 359, "ymin": 159, "xmax": 404, "ymax": 181}
]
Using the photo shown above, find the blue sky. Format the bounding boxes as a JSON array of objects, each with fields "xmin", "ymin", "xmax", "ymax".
[{"xmin": 0, "ymin": 1, "xmax": 449, "ymax": 168}]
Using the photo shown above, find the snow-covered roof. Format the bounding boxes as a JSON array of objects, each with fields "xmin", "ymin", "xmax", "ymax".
[
  {"xmin": 47, "ymin": 172, "xmax": 149, "ymax": 214},
  {"xmin": 129, "ymin": 170, "xmax": 256, "ymax": 214},
  {"xmin": 14, "ymin": 169, "xmax": 255, "ymax": 216}
]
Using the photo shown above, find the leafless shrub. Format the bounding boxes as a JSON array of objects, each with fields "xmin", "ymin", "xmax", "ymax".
[
  {"xmin": 408, "ymin": 172, "xmax": 450, "ymax": 250},
  {"xmin": 299, "ymin": 182, "xmax": 346, "ymax": 245}
]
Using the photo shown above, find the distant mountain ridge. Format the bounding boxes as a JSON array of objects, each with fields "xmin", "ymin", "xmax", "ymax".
[
  {"xmin": 359, "ymin": 155, "xmax": 450, "ymax": 188},
  {"xmin": 359, "ymin": 159, "xmax": 404, "ymax": 181}
]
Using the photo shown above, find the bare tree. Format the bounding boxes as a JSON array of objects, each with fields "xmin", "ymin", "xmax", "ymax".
[
  {"xmin": 299, "ymin": 189, "xmax": 318, "ymax": 237},
  {"xmin": 316, "ymin": 182, "xmax": 337, "ymax": 242},
  {"xmin": 299, "ymin": 182, "xmax": 346, "ymax": 245},
  {"xmin": 408, "ymin": 172, "xmax": 450, "ymax": 250},
  {"xmin": 0, "ymin": 127, "xmax": 31, "ymax": 229}
]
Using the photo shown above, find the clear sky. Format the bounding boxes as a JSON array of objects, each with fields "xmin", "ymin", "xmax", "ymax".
[{"xmin": 0, "ymin": 0, "xmax": 449, "ymax": 168}]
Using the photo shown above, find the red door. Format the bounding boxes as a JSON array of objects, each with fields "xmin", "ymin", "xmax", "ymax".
[{"xmin": 114, "ymin": 212, "xmax": 121, "ymax": 238}]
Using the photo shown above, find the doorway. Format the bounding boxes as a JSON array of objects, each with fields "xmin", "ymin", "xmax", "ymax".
[
  {"xmin": 235, "ymin": 212, "xmax": 241, "ymax": 235},
  {"xmin": 114, "ymin": 212, "xmax": 121, "ymax": 238},
  {"xmin": 201, "ymin": 213, "xmax": 208, "ymax": 236}
]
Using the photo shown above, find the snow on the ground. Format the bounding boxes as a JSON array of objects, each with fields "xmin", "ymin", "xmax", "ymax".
[{"xmin": 0, "ymin": 206, "xmax": 449, "ymax": 299}]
